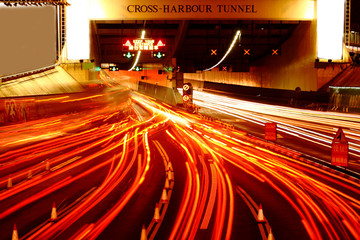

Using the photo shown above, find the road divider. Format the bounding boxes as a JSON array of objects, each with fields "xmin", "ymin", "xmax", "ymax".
[
  {"xmin": 146, "ymin": 140, "xmax": 175, "ymax": 240},
  {"xmin": 153, "ymin": 203, "xmax": 160, "ymax": 222},
  {"xmin": 236, "ymin": 186, "xmax": 274, "ymax": 240},
  {"xmin": 160, "ymin": 188, "xmax": 168, "ymax": 203}
]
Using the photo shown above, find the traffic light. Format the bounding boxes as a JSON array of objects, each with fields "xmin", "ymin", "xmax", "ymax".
[
  {"xmin": 153, "ymin": 52, "xmax": 166, "ymax": 59},
  {"xmin": 182, "ymin": 83, "xmax": 193, "ymax": 103},
  {"xmin": 183, "ymin": 95, "xmax": 190, "ymax": 102},
  {"xmin": 133, "ymin": 66, "xmax": 143, "ymax": 71},
  {"xmin": 123, "ymin": 52, "xmax": 135, "ymax": 59},
  {"xmin": 109, "ymin": 66, "xmax": 119, "ymax": 71}
]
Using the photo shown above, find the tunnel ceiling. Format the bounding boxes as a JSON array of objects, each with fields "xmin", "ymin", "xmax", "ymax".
[{"xmin": 91, "ymin": 20, "xmax": 300, "ymax": 72}]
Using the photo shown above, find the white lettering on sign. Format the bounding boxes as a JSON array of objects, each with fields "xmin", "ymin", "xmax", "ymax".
[{"xmin": 123, "ymin": 39, "xmax": 166, "ymax": 51}]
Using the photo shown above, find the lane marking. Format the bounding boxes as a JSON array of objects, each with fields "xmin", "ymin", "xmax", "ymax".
[{"xmin": 50, "ymin": 156, "xmax": 82, "ymax": 171}]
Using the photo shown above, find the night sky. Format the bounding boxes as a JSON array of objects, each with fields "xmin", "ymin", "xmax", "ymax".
[{"xmin": 352, "ymin": 1, "xmax": 360, "ymax": 28}]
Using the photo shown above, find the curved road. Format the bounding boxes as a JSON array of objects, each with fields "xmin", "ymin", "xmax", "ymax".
[{"xmin": 0, "ymin": 91, "xmax": 359, "ymax": 240}]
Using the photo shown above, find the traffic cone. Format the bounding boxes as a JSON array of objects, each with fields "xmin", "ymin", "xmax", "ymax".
[
  {"xmin": 140, "ymin": 224, "xmax": 147, "ymax": 240},
  {"xmin": 153, "ymin": 203, "xmax": 160, "ymax": 222},
  {"xmin": 7, "ymin": 177, "xmax": 12, "ymax": 189},
  {"xmin": 167, "ymin": 171, "xmax": 173, "ymax": 181},
  {"xmin": 164, "ymin": 178, "xmax": 170, "ymax": 189},
  {"xmin": 160, "ymin": 189, "xmax": 168, "ymax": 203},
  {"xmin": 51, "ymin": 202, "xmax": 57, "ymax": 221},
  {"xmin": 257, "ymin": 204, "xmax": 265, "ymax": 222},
  {"xmin": 46, "ymin": 161, "xmax": 50, "ymax": 171},
  {"xmin": 12, "ymin": 224, "xmax": 18, "ymax": 240},
  {"xmin": 268, "ymin": 227, "xmax": 275, "ymax": 240},
  {"xmin": 167, "ymin": 162, "xmax": 173, "ymax": 172},
  {"xmin": 27, "ymin": 170, "xmax": 32, "ymax": 179}
]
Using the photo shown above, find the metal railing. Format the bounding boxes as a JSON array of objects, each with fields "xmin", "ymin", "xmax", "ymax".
[{"xmin": 349, "ymin": 31, "xmax": 360, "ymax": 47}]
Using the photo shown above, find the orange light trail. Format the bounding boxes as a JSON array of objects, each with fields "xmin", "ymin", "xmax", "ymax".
[{"xmin": 169, "ymin": 162, "xmax": 193, "ymax": 240}]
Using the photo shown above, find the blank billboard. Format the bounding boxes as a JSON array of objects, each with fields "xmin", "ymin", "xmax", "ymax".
[{"xmin": 0, "ymin": 5, "xmax": 56, "ymax": 77}]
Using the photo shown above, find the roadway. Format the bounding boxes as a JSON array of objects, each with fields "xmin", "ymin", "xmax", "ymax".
[
  {"xmin": 0, "ymin": 90, "xmax": 359, "ymax": 240},
  {"xmin": 190, "ymin": 89, "xmax": 360, "ymax": 174}
]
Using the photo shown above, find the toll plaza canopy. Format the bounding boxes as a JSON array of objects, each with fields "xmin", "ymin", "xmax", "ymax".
[{"xmin": 86, "ymin": 0, "xmax": 315, "ymax": 71}]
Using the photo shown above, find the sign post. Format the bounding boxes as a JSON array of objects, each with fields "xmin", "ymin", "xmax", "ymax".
[
  {"xmin": 265, "ymin": 122, "xmax": 277, "ymax": 141},
  {"xmin": 331, "ymin": 128, "xmax": 348, "ymax": 167}
]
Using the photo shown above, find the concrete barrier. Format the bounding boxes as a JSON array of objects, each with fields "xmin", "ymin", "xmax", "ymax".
[
  {"xmin": 0, "ymin": 87, "xmax": 130, "ymax": 126},
  {"xmin": 138, "ymin": 81, "xmax": 182, "ymax": 106},
  {"xmin": 185, "ymin": 79, "xmax": 330, "ymax": 109}
]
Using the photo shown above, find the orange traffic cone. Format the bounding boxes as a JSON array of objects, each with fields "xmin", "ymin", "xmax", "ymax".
[
  {"xmin": 140, "ymin": 224, "xmax": 147, "ymax": 240},
  {"xmin": 167, "ymin": 171, "xmax": 173, "ymax": 181},
  {"xmin": 51, "ymin": 202, "xmax": 57, "ymax": 221},
  {"xmin": 12, "ymin": 224, "xmax": 19, "ymax": 240},
  {"xmin": 257, "ymin": 204, "xmax": 265, "ymax": 222},
  {"xmin": 167, "ymin": 162, "xmax": 173, "ymax": 172},
  {"xmin": 153, "ymin": 203, "xmax": 160, "ymax": 222},
  {"xmin": 164, "ymin": 178, "xmax": 170, "ymax": 189},
  {"xmin": 27, "ymin": 170, "xmax": 32, "ymax": 179},
  {"xmin": 46, "ymin": 161, "xmax": 50, "ymax": 171},
  {"xmin": 160, "ymin": 189, "xmax": 168, "ymax": 203},
  {"xmin": 7, "ymin": 177, "xmax": 13, "ymax": 189},
  {"xmin": 268, "ymin": 227, "xmax": 275, "ymax": 240}
]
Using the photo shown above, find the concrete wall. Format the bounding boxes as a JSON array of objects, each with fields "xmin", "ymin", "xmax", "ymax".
[
  {"xmin": 254, "ymin": 21, "xmax": 317, "ymax": 91},
  {"xmin": 184, "ymin": 21, "xmax": 352, "ymax": 92},
  {"xmin": 106, "ymin": 68, "xmax": 174, "ymax": 91},
  {"xmin": 138, "ymin": 81, "xmax": 181, "ymax": 106},
  {"xmin": 185, "ymin": 70, "xmax": 261, "ymax": 88},
  {"xmin": 185, "ymin": 21, "xmax": 319, "ymax": 91}
]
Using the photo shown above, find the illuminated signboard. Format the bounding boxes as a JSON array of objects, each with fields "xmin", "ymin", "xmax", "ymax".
[
  {"xmin": 265, "ymin": 122, "xmax": 277, "ymax": 141},
  {"xmin": 123, "ymin": 39, "xmax": 166, "ymax": 51},
  {"xmin": 317, "ymin": 0, "xmax": 345, "ymax": 60},
  {"xmin": 331, "ymin": 128, "xmax": 348, "ymax": 167}
]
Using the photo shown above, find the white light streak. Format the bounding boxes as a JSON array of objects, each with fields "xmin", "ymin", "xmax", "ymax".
[
  {"xmin": 129, "ymin": 30, "xmax": 145, "ymax": 71},
  {"xmin": 191, "ymin": 89, "xmax": 360, "ymax": 156},
  {"xmin": 203, "ymin": 30, "xmax": 241, "ymax": 71}
]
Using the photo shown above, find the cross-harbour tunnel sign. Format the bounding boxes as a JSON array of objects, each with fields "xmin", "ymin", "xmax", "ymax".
[
  {"xmin": 89, "ymin": 0, "xmax": 315, "ymax": 21},
  {"xmin": 126, "ymin": 4, "xmax": 257, "ymax": 14}
]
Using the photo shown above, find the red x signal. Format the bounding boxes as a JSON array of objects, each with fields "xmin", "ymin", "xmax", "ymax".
[
  {"xmin": 244, "ymin": 49, "xmax": 250, "ymax": 56},
  {"xmin": 222, "ymin": 66, "xmax": 227, "ymax": 71},
  {"xmin": 183, "ymin": 95, "xmax": 190, "ymax": 102},
  {"xmin": 211, "ymin": 49, "xmax": 217, "ymax": 55},
  {"xmin": 272, "ymin": 49, "xmax": 279, "ymax": 55}
]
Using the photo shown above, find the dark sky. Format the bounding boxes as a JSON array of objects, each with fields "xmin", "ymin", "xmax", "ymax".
[{"xmin": 352, "ymin": 1, "xmax": 360, "ymax": 28}]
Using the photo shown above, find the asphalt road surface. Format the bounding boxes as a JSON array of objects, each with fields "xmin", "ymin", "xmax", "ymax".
[{"xmin": 0, "ymin": 90, "xmax": 359, "ymax": 240}]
